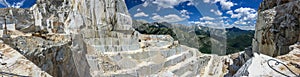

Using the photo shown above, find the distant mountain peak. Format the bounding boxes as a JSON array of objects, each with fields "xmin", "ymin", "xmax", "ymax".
[{"xmin": 226, "ymin": 26, "xmax": 243, "ymax": 31}]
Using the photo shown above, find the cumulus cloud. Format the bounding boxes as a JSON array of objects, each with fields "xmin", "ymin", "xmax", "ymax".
[
  {"xmin": 210, "ymin": 9, "xmax": 223, "ymax": 16},
  {"xmin": 200, "ymin": 16, "xmax": 215, "ymax": 21},
  {"xmin": 151, "ymin": 14, "xmax": 187, "ymax": 22},
  {"xmin": 137, "ymin": 8, "xmax": 141, "ymax": 11},
  {"xmin": 143, "ymin": 1, "xmax": 149, "ymax": 7},
  {"xmin": 219, "ymin": 16, "xmax": 229, "ymax": 19},
  {"xmin": 219, "ymin": 7, "xmax": 258, "ymax": 29},
  {"xmin": 227, "ymin": 7, "xmax": 257, "ymax": 20},
  {"xmin": 188, "ymin": 7, "xmax": 257, "ymax": 30},
  {"xmin": 198, "ymin": 21, "xmax": 215, "ymax": 25},
  {"xmin": 203, "ymin": 0, "xmax": 210, "ymax": 3},
  {"xmin": 204, "ymin": 0, "xmax": 235, "ymax": 10},
  {"xmin": 187, "ymin": 2, "xmax": 194, "ymax": 6},
  {"xmin": 190, "ymin": 20, "xmax": 255, "ymax": 30},
  {"xmin": 190, "ymin": 20, "xmax": 233, "ymax": 30},
  {"xmin": 134, "ymin": 12, "xmax": 149, "ymax": 17},
  {"xmin": 236, "ymin": 26, "xmax": 255, "ymax": 30},
  {"xmin": 234, "ymin": 20, "xmax": 247, "ymax": 25},
  {"xmin": 180, "ymin": 9, "xmax": 191, "ymax": 18},
  {"xmin": 219, "ymin": 0, "xmax": 234, "ymax": 10},
  {"xmin": 226, "ymin": 10, "xmax": 233, "ymax": 15},
  {"xmin": 152, "ymin": 0, "xmax": 191, "ymax": 8},
  {"xmin": 191, "ymin": 15, "xmax": 256, "ymax": 30},
  {"xmin": 180, "ymin": 10, "xmax": 189, "ymax": 14}
]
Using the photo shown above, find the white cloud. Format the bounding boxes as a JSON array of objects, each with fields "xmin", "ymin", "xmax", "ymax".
[
  {"xmin": 234, "ymin": 20, "xmax": 247, "ymax": 25},
  {"xmin": 190, "ymin": 21, "xmax": 233, "ymax": 29},
  {"xmin": 203, "ymin": 0, "xmax": 210, "ymax": 3},
  {"xmin": 189, "ymin": 21, "xmax": 215, "ymax": 26},
  {"xmin": 188, "ymin": 7, "xmax": 257, "ymax": 30},
  {"xmin": 180, "ymin": 10, "xmax": 189, "ymax": 14},
  {"xmin": 151, "ymin": 14, "xmax": 187, "ymax": 22},
  {"xmin": 188, "ymin": 21, "xmax": 201, "ymax": 24},
  {"xmin": 152, "ymin": 0, "xmax": 191, "ymax": 8},
  {"xmin": 226, "ymin": 10, "xmax": 233, "ymax": 14},
  {"xmin": 143, "ymin": 1, "xmax": 149, "ymax": 7},
  {"xmin": 212, "ymin": 0, "xmax": 235, "ymax": 10},
  {"xmin": 210, "ymin": 9, "xmax": 223, "ymax": 16},
  {"xmin": 137, "ymin": 8, "xmax": 141, "ymax": 11},
  {"xmin": 224, "ymin": 8, "xmax": 258, "ymax": 29},
  {"xmin": 219, "ymin": 0, "xmax": 234, "ymax": 10},
  {"xmin": 190, "ymin": 20, "xmax": 255, "ymax": 30},
  {"xmin": 134, "ymin": 12, "xmax": 149, "ymax": 17},
  {"xmin": 190, "ymin": 15, "xmax": 256, "ymax": 30},
  {"xmin": 152, "ymin": 13, "xmax": 158, "ymax": 15},
  {"xmin": 200, "ymin": 16, "xmax": 215, "ymax": 21},
  {"xmin": 180, "ymin": 9, "xmax": 191, "ymax": 18},
  {"xmin": 235, "ymin": 26, "xmax": 255, "ymax": 30},
  {"xmin": 227, "ymin": 7, "xmax": 257, "ymax": 20},
  {"xmin": 219, "ymin": 16, "xmax": 229, "ymax": 19},
  {"xmin": 187, "ymin": 2, "xmax": 194, "ymax": 6}
]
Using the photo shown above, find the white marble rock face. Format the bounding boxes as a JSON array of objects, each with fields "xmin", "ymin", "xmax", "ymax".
[
  {"xmin": 0, "ymin": 0, "xmax": 216, "ymax": 77},
  {"xmin": 253, "ymin": 0, "xmax": 300, "ymax": 57},
  {"xmin": 0, "ymin": 43, "xmax": 52, "ymax": 77},
  {"xmin": 0, "ymin": 0, "xmax": 299, "ymax": 77}
]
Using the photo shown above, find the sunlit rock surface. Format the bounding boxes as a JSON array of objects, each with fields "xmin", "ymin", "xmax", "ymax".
[
  {"xmin": 0, "ymin": 0, "xmax": 229, "ymax": 77},
  {"xmin": 0, "ymin": 0, "xmax": 298, "ymax": 77},
  {"xmin": 0, "ymin": 42, "xmax": 51, "ymax": 77},
  {"xmin": 253, "ymin": 0, "xmax": 300, "ymax": 57},
  {"xmin": 235, "ymin": 44, "xmax": 300, "ymax": 77}
]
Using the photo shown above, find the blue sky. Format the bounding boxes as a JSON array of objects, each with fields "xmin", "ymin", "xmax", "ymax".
[
  {"xmin": 0, "ymin": 0, "xmax": 261, "ymax": 30},
  {"xmin": 0, "ymin": 0, "xmax": 36, "ymax": 8},
  {"xmin": 125, "ymin": 0, "xmax": 262, "ymax": 30}
]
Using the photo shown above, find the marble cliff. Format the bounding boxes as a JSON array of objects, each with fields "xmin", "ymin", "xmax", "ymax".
[
  {"xmin": 0, "ymin": 0, "xmax": 224, "ymax": 76},
  {"xmin": 253, "ymin": 0, "xmax": 300, "ymax": 57},
  {"xmin": 0, "ymin": 0, "xmax": 298, "ymax": 77}
]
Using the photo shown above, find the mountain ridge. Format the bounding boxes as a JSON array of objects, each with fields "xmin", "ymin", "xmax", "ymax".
[
  {"xmin": 133, "ymin": 20, "xmax": 254, "ymax": 55},
  {"xmin": 0, "ymin": 0, "xmax": 298, "ymax": 77}
]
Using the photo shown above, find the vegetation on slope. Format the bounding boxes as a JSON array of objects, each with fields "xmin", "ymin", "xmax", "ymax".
[
  {"xmin": 132, "ymin": 20, "xmax": 254, "ymax": 55},
  {"xmin": 133, "ymin": 21, "xmax": 178, "ymax": 40}
]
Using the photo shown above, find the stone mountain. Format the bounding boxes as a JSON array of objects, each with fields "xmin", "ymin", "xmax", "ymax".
[{"xmin": 0, "ymin": 0, "xmax": 298, "ymax": 77}]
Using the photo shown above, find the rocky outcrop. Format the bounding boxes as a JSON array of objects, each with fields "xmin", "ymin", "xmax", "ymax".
[
  {"xmin": 0, "ymin": 0, "xmax": 230, "ymax": 77},
  {"xmin": 0, "ymin": 42, "xmax": 51, "ymax": 77},
  {"xmin": 0, "ymin": 0, "xmax": 299, "ymax": 77},
  {"xmin": 2, "ymin": 35, "xmax": 88, "ymax": 77},
  {"xmin": 0, "ymin": 0, "xmax": 135, "ymax": 76},
  {"xmin": 236, "ymin": 0, "xmax": 300, "ymax": 75},
  {"xmin": 258, "ymin": 0, "xmax": 298, "ymax": 11},
  {"xmin": 253, "ymin": 0, "xmax": 300, "ymax": 57},
  {"xmin": 234, "ymin": 43, "xmax": 300, "ymax": 77}
]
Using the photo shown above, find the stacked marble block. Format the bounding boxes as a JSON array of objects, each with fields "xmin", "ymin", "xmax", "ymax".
[
  {"xmin": 139, "ymin": 35, "xmax": 175, "ymax": 47},
  {"xmin": 76, "ymin": 0, "xmax": 211, "ymax": 76},
  {"xmin": 0, "ymin": 13, "xmax": 16, "ymax": 37},
  {"xmin": 0, "ymin": 24, "xmax": 16, "ymax": 37},
  {"xmin": 80, "ymin": 0, "xmax": 140, "ymax": 53},
  {"xmin": 86, "ymin": 34, "xmax": 209, "ymax": 76},
  {"xmin": 80, "ymin": 12, "xmax": 140, "ymax": 53},
  {"xmin": 82, "ymin": 29, "xmax": 140, "ymax": 53}
]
